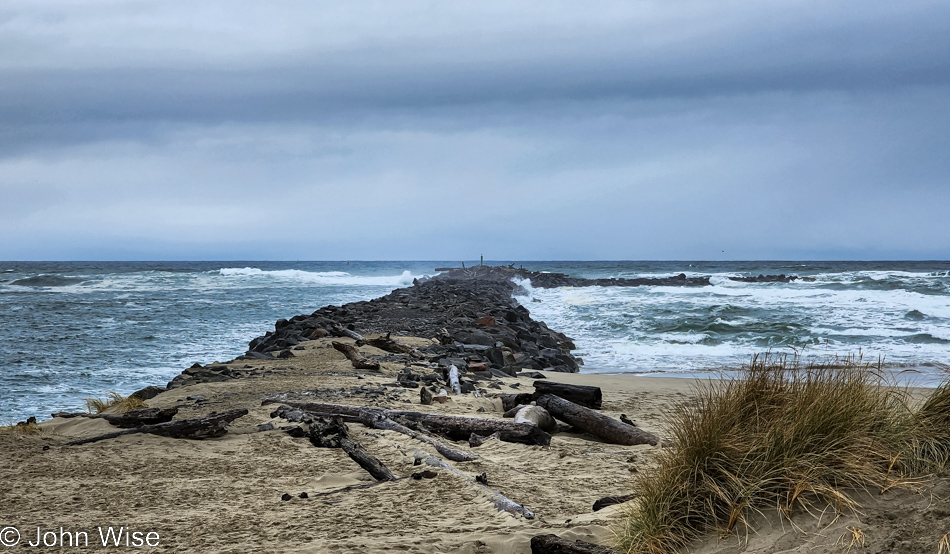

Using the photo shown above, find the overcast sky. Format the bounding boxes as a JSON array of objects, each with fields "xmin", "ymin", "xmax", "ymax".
[{"xmin": 1, "ymin": 1, "xmax": 948, "ymax": 260}]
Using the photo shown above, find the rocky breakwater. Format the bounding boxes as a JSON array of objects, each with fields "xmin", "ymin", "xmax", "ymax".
[
  {"xmin": 165, "ymin": 265, "xmax": 819, "ymax": 389},
  {"xmin": 168, "ymin": 267, "xmax": 582, "ymax": 389},
  {"xmin": 456, "ymin": 265, "xmax": 712, "ymax": 288}
]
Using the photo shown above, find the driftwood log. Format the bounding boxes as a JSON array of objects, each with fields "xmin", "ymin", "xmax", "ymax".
[
  {"xmin": 330, "ymin": 325, "xmax": 364, "ymax": 342},
  {"xmin": 51, "ymin": 407, "xmax": 178, "ymax": 428},
  {"xmin": 499, "ymin": 393, "xmax": 534, "ymax": 412},
  {"xmin": 412, "ymin": 449, "xmax": 534, "ymax": 519},
  {"xmin": 420, "ymin": 386, "xmax": 434, "ymax": 405},
  {"xmin": 331, "ymin": 341, "xmax": 381, "ymax": 370},
  {"xmin": 592, "ymin": 493, "xmax": 637, "ymax": 512},
  {"xmin": 513, "ymin": 405, "xmax": 557, "ymax": 432},
  {"xmin": 64, "ymin": 409, "xmax": 248, "ymax": 446},
  {"xmin": 308, "ymin": 416, "xmax": 395, "ymax": 481},
  {"xmin": 357, "ymin": 333, "xmax": 423, "ymax": 358},
  {"xmin": 272, "ymin": 406, "xmax": 478, "ymax": 463},
  {"xmin": 530, "ymin": 534, "xmax": 614, "ymax": 553},
  {"xmin": 469, "ymin": 431, "xmax": 500, "ymax": 447},
  {"xmin": 532, "ymin": 381, "xmax": 602, "ymax": 409},
  {"xmin": 356, "ymin": 410, "xmax": 478, "ymax": 462},
  {"xmin": 264, "ymin": 400, "xmax": 551, "ymax": 446},
  {"xmin": 536, "ymin": 394, "xmax": 659, "ymax": 446},
  {"xmin": 503, "ymin": 404, "xmax": 529, "ymax": 418},
  {"xmin": 447, "ymin": 365, "xmax": 462, "ymax": 395}
]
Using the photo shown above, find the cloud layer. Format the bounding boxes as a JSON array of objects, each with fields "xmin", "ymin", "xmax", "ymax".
[{"xmin": 2, "ymin": 1, "xmax": 948, "ymax": 260}]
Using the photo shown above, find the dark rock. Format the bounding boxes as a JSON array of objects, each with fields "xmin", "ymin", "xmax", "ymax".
[
  {"xmin": 130, "ymin": 385, "xmax": 165, "ymax": 401},
  {"xmin": 281, "ymin": 493, "xmax": 292, "ymax": 501},
  {"xmin": 453, "ymin": 329, "xmax": 496, "ymax": 346},
  {"xmin": 521, "ymin": 371, "xmax": 547, "ymax": 379},
  {"xmin": 486, "ymin": 348, "xmax": 506, "ymax": 367}
]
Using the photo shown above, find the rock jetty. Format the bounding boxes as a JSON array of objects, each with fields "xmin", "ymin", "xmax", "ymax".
[{"xmin": 165, "ymin": 265, "xmax": 813, "ymax": 389}]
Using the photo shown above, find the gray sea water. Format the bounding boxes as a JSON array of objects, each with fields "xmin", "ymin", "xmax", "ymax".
[{"xmin": 1, "ymin": 261, "xmax": 949, "ymax": 422}]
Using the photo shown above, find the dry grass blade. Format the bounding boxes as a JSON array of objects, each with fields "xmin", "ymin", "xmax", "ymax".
[
  {"xmin": 835, "ymin": 526, "xmax": 866, "ymax": 550},
  {"xmin": 939, "ymin": 534, "xmax": 950, "ymax": 554}
]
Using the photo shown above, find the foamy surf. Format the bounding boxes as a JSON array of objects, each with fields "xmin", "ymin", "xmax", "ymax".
[
  {"xmin": 218, "ymin": 267, "xmax": 419, "ymax": 287},
  {"xmin": 513, "ymin": 266, "xmax": 950, "ymax": 377}
]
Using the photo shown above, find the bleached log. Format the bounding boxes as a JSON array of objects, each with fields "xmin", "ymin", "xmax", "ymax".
[
  {"xmin": 265, "ymin": 400, "xmax": 551, "ymax": 445},
  {"xmin": 328, "ymin": 324, "xmax": 365, "ymax": 342},
  {"xmin": 356, "ymin": 410, "xmax": 478, "ymax": 462},
  {"xmin": 503, "ymin": 404, "xmax": 529, "ymax": 418},
  {"xmin": 513, "ymin": 405, "xmax": 557, "ymax": 432},
  {"xmin": 448, "ymin": 364, "xmax": 462, "ymax": 395},
  {"xmin": 411, "ymin": 449, "xmax": 534, "ymax": 519}
]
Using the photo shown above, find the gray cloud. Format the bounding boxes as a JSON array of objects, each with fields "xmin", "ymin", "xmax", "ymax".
[{"xmin": 1, "ymin": 1, "xmax": 948, "ymax": 260}]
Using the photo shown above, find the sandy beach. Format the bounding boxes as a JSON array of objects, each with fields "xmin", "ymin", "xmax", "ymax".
[
  {"xmin": 3, "ymin": 333, "xmax": 950, "ymax": 552},
  {"xmin": 1, "ymin": 337, "xmax": 682, "ymax": 552}
]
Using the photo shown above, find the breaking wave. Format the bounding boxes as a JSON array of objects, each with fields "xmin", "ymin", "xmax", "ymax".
[{"xmin": 218, "ymin": 267, "xmax": 419, "ymax": 287}]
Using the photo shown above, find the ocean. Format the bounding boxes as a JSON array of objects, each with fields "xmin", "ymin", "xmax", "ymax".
[{"xmin": 2, "ymin": 261, "xmax": 949, "ymax": 422}]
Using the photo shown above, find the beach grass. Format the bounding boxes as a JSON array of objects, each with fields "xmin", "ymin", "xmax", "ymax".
[
  {"xmin": 0, "ymin": 418, "xmax": 41, "ymax": 435},
  {"xmin": 617, "ymin": 354, "xmax": 950, "ymax": 554},
  {"xmin": 85, "ymin": 391, "xmax": 148, "ymax": 414}
]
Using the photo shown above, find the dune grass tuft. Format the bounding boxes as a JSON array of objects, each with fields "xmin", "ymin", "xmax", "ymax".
[
  {"xmin": 0, "ymin": 417, "xmax": 41, "ymax": 435},
  {"xmin": 85, "ymin": 391, "xmax": 148, "ymax": 414},
  {"xmin": 617, "ymin": 354, "xmax": 950, "ymax": 554}
]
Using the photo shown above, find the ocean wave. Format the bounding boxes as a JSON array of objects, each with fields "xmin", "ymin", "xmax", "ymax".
[
  {"xmin": 218, "ymin": 267, "xmax": 419, "ymax": 287},
  {"xmin": 9, "ymin": 275, "xmax": 85, "ymax": 287}
]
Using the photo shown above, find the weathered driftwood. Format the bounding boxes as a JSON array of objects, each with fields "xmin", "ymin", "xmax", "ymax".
[
  {"xmin": 264, "ymin": 400, "xmax": 551, "ymax": 446},
  {"xmin": 513, "ymin": 405, "xmax": 557, "ymax": 432},
  {"xmin": 308, "ymin": 416, "xmax": 395, "ymax": 481},
  {"xmin": 532, "ymin": 381, "xmax": 602, "ymax": 409},
  {"xmin": 503, "ymin": 404, "xmax": 529, "ymax": 418},
  {"xmin": 331, "ymin": 341, "xmax": 381, "ymax": 370},
  {"xmin": 356, "ymin": 410, "xmax": 478, "ymax": 462},
  {"xmin": 420, "ymin": 386, "xmax": 434, "ymax": 405},
  {"xmin": 272, "ymin": 404, "xmax": 477, "ymax": 462},
  {"xmin": 51, "ymin": 407, "xmax": 178, "ymax": 428},
  {"xmin": 412, "ymin": 449, "xmax": 535, "ymax": 519},
  {"xmin": 64, "ymin": 409, "xmax": 248, "ymax": 446},
  {"xmin": 358, "ymin": 333, "xmax": 424, "ymax": 358},
  {"xmin": 469, "ymin": 431, "xmax": 500, "ymax": 447},
  {"xmin": 530, "ymin": 534, "xmax": 614, "ymax": 553},
  {"xmin": 447, "ymin": 364, "xmax": 462, "ymax": 395},
  {"xmin": 330, "ymin": 325, "xmax": 364, "ymax": 342},
  {"xmin": 498, "ymin": 393, "xmax": 534, "ymax": 412},
  {"xmin": 535, "ymin": 394, "xmax": 659, "ymax": 446},
  {"xmin": 592, "ymin": 493, "xmax": 637, "ymax": 512}
]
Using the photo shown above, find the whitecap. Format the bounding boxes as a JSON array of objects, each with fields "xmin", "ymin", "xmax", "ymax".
[{"xmin": 218, "ymin": 268, "xmax": 421, "ymax": 287}]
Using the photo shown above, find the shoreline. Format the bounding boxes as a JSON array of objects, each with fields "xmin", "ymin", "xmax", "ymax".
[
  {"xmin": 3, "ymin": 266, "xmax": 948, "ymax": 552},
  {"xmin": 3, "ymin": 266, "xmax": 683, "ymax": 551}
]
